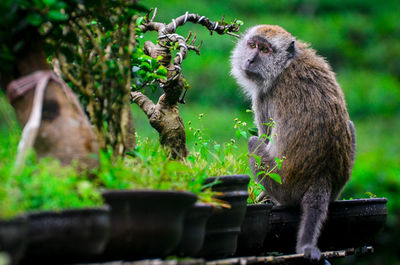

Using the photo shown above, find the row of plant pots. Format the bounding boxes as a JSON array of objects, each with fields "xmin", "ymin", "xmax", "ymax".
[
  {"xmin": 0, "ymin": 174, "xmax": 387, "ymax": 264},
  {"xmin": 0, "ymin": 175, "xmax": 249, "ymax": 264}
]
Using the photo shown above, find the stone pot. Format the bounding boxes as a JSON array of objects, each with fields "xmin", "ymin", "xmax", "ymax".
[
  {"xmin": 174, "ymin": 202, "xmax": 213, "ymax": 257},
  {"xmin": 197, "ymin": 175, "xmax": 250, "ymax": 259},
  {"xmin": 101, "ymin": 189, "xmax": 197, "ymax": 261},
  {"xmin": 0, "ymin": 215, "xmax": 27, "ymax": 265},
  {"xmin": 264, "ymin": 198, "xmax": 388, "ymax": 253},
  {"xmin": 235, "ymin": 203, "xmax": 273, "ymax": 256},
  {"xmin": 21, "ymin": 206, "xmax": 110, "ymax": 264}
]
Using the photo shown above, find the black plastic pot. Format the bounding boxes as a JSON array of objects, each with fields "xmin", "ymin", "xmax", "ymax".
[
  {"xmin": 174, "ymin": 202, "xmax": 213, "ymax": 257},
  {"xmin": 101, "ymin": 189, "xmax": 197, "ymax": 260},
  {"xmin": 0, "ymin": 216, "xmax": 27, "ymax": 265},
  {"xmin": 197, "ymin": 175, "xmax": 250, "ymax": 259},
  {"xmin": 235, "ymin": 203, "xmax": 272, "ymax": 256},
  {"xmin": 21, "ymin": 206, "xmax": 110, "ymax": 264},
  {"xmin": 264, "ymin": 198, "xmax": 388, "ymax": 253}
]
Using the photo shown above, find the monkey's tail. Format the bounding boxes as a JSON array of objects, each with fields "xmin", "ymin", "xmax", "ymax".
[{"xmin": 348, "ymin": 120, "xmax": 356, "ymax": 172}]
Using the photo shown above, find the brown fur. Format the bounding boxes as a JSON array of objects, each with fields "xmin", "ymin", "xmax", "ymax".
[{"xmin": 231, "ymin": 25, "xmax": 356, "ymax": 261}]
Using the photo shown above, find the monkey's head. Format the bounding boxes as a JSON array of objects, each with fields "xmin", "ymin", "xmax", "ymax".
[{"xmin": 231, "ymin": 25, "xmax": 298, "ymax": 97}]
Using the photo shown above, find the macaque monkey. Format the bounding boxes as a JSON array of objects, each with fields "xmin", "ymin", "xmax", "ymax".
[{"xmin": 231, "ymin": 25, "xmax": 356, "ymax": 262}]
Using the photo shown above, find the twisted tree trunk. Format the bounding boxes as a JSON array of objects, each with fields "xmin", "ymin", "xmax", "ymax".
[{"xmin": 132, "ymin": 10, "xmax": 240, "ymax": 159}]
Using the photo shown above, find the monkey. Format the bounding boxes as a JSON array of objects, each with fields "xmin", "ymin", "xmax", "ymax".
[{"xmin": 230, "ymin": 25, "xmax": 356, "ymax": 263}]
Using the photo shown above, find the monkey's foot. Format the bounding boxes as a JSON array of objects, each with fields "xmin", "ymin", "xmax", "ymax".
[{"xmin": 302, "ymin": 245, "xmax": 322, "ymax": 263}]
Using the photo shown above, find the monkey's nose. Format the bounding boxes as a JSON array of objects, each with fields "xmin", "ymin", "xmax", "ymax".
[{"xmin": 246, "ymin": 52, "xmax": 258, "ymax": 67}]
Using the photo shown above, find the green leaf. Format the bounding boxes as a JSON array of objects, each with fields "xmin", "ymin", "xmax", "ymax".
[
  {"xmin": 43, "ymin": 0, "xmax": 56, "ymax": 6},
  {"xmin": 248, "ymin": 127, "xmax": 258, "ymax": 136},
  {"xmin": 236, "ymin": 20, "xmax": 244, "ymax": 26},
  {"xmin": 268, "ymin": 173, "xmax": 282, "ymax": 184},
  {"xmin": 47, "ymin": 10, "xmax": 68, "ymax": 21},
  {"xmin": 240, "ymin": 130, "xmax": 248, "ymax": 139},
  {"xmin": 214, "ymin": 144, "xmax": 221, "ymax": 153},
  {"xmin": 136, "ymin": 16, "xmax": 144, "ymax": 26},
  {"xmin": 274, "ymin": 157, "xmax": 282, "ymax": 170},
  {"xmin": 235, "ymin": 129, "xmax": 241, "ymax": 139},
  {"xmin": 250, "ymin": 154, "xmax": 261, "ymax": 166},
  {"xmin": 255, "ymin": 170, "xmax": 266, "ymax": 179},
  {"xmin": 156, "ymin": 66, "xmax": 167, "ymax": 76},
  {"xmin": 27, "ymin": 13, "xmax": 43, "ymax": 26}
]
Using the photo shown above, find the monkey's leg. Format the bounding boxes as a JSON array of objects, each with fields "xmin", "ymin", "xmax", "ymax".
[{"xmin": 296, "ymin": 180, "xmax": 331, "ymax": 262}]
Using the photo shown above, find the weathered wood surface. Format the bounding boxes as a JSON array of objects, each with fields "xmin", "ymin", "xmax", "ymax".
[{"xmin": 82, "ymin": 246, "xmax": 373, "ymax": 265}]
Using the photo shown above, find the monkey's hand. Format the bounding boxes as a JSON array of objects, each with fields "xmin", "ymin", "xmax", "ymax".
[{"xmin": 248, "ymin": 135, "xmax": 260, "ymax": 154}]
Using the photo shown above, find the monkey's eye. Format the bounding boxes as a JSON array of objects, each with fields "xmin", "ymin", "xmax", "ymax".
[
  {"xmin": 247, "ymin": 41, "xmax": 257, "ymax": 49},
  {"xmin": 259, "ymin": 44, "xmax": 273, "ymax": 54}
]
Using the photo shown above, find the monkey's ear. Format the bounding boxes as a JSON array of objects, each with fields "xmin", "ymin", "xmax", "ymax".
[{"xmin": 287, "ymin": 40, "xmax": 296, "ymax": 60}]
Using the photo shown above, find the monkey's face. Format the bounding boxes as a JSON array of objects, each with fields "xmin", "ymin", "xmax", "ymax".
[{"xmin": 231, "ymin": 25, "xmax": 297, "ymax": 96}]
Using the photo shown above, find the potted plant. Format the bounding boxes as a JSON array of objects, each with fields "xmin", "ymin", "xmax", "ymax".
[
  {"xmin": 197, "ymin": 174, "xmax": 250, "ymax": 259},
  {"xmin": 96, "ymin": 139, "xmax": 204, "ymax": 260},
  {"xmin": 174, "ymin": 202, "xmax": 214, "ymax": 257},
  {"xmin": 11, "ymin": 158, "xmax": 110, "ymax": 264},
  {"xmin": 264, "ymin": 197, "xmax": 388, "ymax": 254},
  {"xmin": 174, "ymin": 115, "xmax": 252, "ymax": 259},
  {"xmin": 235, "ymin": 177, "xmax": 273, "ymax": 256}
]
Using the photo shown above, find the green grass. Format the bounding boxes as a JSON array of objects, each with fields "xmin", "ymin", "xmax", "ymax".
[{"xmin": 131, "ymin": 103, "xmax": 254, "ymax": 153}]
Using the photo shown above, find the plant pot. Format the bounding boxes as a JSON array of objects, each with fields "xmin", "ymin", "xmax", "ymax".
[
  {"xmin": 101, "ymin": 189, "xmax": 197, "ymax": 260},
  {"xmin": 235, "ymin": 203, "xmax": 272, "ymax": 256},
  {"xmin": 264, "ymin": 198, "xmax": 388, "ymax": 253},
  {"xmin": 0, "ymin": 216, "xmax": 27, "ymax": 265},
  {"xmin": 20, "ymin": 206, "xmax": 110, "ymax": 264},
  {"xmin": 174, "ymin": 202, "xmax": 213, "ymax": 257},
  {"xmin": 197, "ymin": 175, "xmax": 250, "ymax": 259}
]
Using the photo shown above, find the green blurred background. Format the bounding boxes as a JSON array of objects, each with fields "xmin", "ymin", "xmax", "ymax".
[
  {"xmin": 131, "ymin": 0, "xmax": 400, "ymax": 264},
  {"xmin": 0, "ymin": 0, "xmax": 399, "ymax": 264}
]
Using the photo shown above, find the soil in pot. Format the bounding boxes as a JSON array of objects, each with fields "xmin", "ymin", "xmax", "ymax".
[
  {"xmin": 235, "ymin": 203, "xmax": 272, "ymax": 256},
  {"xmin": 20, "ymin": 207, "xmax": 110, "ymax": 264},
  {"xmin": 264, "ymin": 198, "xmax": 388, "ymax": 253},
  {"xmin": 101, "ymin": 190, "xmax": 197, "ymax": 261},
  {"xmin": 197, "ymin": 175, "xmax": 250, "ymax": 259},
  {"xmin": 174, "ymin": 202, "xmax": 213, "ymax": 257},
  {"xmin": 0, "ymin": 216, "xmax": 27, "ymax": 265}
]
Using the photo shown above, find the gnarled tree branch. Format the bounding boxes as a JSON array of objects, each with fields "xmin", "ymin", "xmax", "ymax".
[{"xmin": 132, "ymin": 9, "xmax": 241, "ymax": 159}]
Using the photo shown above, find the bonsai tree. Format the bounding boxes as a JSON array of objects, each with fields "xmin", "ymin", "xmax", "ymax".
[{"xmin": 131, "ymin": 9, "xmax": 241, "ymax": 159}]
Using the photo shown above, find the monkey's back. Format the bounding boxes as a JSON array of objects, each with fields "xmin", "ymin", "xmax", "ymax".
[{"xmin": 260, "ymin": 45, "xmax": 353, "ymax": 205}]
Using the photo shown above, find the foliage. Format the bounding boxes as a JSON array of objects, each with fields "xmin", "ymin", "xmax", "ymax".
[
  {"xmin": 13, "ymin": 157, "xmax": 103, "ymax": 212},
  {"xmin": 54, "ymin": 9, "xmax": 166, "ymax": 154},
  {"xmin": 95, "ymin": 137, "xmax": 217, "ymax": 205},
  {"xmin": 1, "ymin": 1, "xmax": 153, "ymax": 155},
  {"xmin": 0, "ymin": 141, "xmax": 102, "ymax": 218},
  {"xmin": 0, "ymin": 0, "xmax": 78, "ymax": 74},
  {"xmin": 182, "ymin": 112, "xmax": 284, "ymax": 204},
  {"xmin": 0, "ymin": 97, "xmax": 102, "ymax": 217}
]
